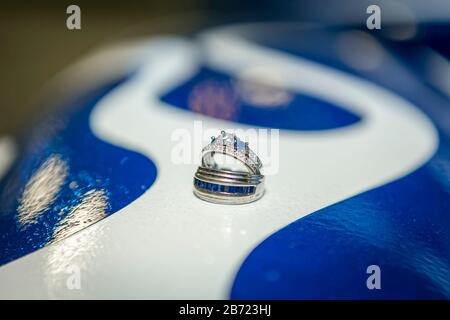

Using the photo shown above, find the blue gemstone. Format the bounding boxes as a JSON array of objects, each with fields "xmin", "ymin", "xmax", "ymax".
[{"xmin": 195, "ymin": 181, "xmax": 255, "ymax": 194}]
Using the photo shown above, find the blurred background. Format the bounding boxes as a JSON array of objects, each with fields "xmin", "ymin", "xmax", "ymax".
[{"xmin": 1, "ymin": 0, "xmax": 450, "ymax": 136}]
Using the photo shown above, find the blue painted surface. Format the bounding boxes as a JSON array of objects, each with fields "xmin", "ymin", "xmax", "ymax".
[
  {"xmin": 228, "ymin": 26, "xmax": 450, "ymax": 299},
  {"xmin": 231, "ymin": 143, "xmax": 450, "ymax": 299},
  {"xmin": 0, "ymin": 78, "xmax": 157, "ymax": 266},
  {"xmin": 161, "ymin": 67, "xmax": 361, "ymax": 130}
]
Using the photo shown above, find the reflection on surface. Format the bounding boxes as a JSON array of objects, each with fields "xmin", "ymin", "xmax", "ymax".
[
  {"xmin": 0, "ymin": 78, "xmax": 157, "ymax": 266},
  {"xmin": 45, "ymin": 220, "xmax": 106, "ymax": 298},
  {"xmin": 380, "ymin": 1, "xmax": 417, "ymax": 41},
  {"xmin": 17, "ymin": 155, "xmax": 68, "ymax": 227},
  {"xmin": 235, "ymin": 66, "xmax": 292, "ymax": 107},
  {"xmin": 188, "ymin": 79, "xmax": 239, "ymax": 120},
  {"xmin": 337, "ymin": 31, "xmax": 385, "ymax": 71},
  {"xmin": 162, "ymin": 66, "xmax": 361, "ymax": 130},
  {"xmin": 50, "ymin": 189, "xmax": 108, "ymax": 244},
  {"xmin": 0, "ymin": 137, "xmax": 16, "ymax": 180},
  {"xmin": 426, "ymin": 51, "xmax": 450, "ymax": 99}
]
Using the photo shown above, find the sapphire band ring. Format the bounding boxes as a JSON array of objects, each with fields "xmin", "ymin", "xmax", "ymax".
[{"xmin": 193, "ymin": 131, "xmax": 265, "ymax": 204}]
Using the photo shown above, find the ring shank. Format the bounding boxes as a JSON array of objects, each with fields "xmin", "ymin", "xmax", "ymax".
[{"xmin": 193, "ymin": 167, "xmax": 265, "ymax": 204}]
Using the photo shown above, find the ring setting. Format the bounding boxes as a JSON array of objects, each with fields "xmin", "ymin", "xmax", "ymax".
[{"xmin": 193, "ymin": 131, "xmax": 265, "ymax": 204}]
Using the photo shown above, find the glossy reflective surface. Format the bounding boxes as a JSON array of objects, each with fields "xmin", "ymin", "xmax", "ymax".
[
  {"xmin": 0, "ymin": 78, "xmax": 158, "ymax": 266},
  {"xmin": 229, "ymin": 25, "xmax": 450, "ymax": 299},
  {"xmin": 161, "ymin": 66, "xmax": 361, "ymax": 130},
  {"xmin": 0, "ymin": 23, "xmax": 447, "ymax": 299}
]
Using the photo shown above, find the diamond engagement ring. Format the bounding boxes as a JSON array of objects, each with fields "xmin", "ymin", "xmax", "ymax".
[{"xmin": 193, "ymin": 131, "xmax": 265, "ymax": 204}]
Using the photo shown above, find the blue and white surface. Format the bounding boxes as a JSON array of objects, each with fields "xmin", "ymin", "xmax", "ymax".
[{"xmin": 0, "ymin": 23, "xmax": 448, "ymax": 299}]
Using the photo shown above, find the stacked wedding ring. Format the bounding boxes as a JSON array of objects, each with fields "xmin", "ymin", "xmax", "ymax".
[{"xmin": 193, "ymin": 131, "xmax": 265, "ymax": 204}]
